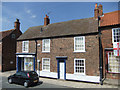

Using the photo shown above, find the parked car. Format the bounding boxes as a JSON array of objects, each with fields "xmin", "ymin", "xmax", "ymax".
[{"xmin": 8, "ymin": 71, "xmax": 39, "ymax": 87}]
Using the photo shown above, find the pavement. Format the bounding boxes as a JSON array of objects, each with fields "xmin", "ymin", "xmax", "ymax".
[{"xmin": 0, "ymin": 70, "xmax": 119, "ymax": 88}]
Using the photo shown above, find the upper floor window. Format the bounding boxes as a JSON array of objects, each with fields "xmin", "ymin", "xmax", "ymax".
[
  {"xmin": 42, "ymin": 39, "xmax": 50, "ymax": 52},
  {"xmin": 22, "ymin": 41, "xmax": 29, "ymax": 52},
  {"xmin": 42, "ymin": 58, "xmax": 50, "ymax": 71},
  {"xmin": 74, "ymin": 36, "xmax": 85, "ymax": 52},
  {"xmin": 11, "ymin": 34, "xmax": 16, "ymax": 39},
  {"xmin": 74, "ymin": 58, "xmax": 85, "ymax": 75},
  {"xmin": 112, "ymin": 28, "xmax": 120, "ymax": 43}
]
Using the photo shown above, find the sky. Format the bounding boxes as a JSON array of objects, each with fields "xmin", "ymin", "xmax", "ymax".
[{"xmin": 1, "ymin": 2, "xmax": 119, "ymax": 33}]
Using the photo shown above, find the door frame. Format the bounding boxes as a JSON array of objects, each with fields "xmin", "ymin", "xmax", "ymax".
[{"xmin": 56, "ymin": 56, "xmax": 67, "ymax": 80}]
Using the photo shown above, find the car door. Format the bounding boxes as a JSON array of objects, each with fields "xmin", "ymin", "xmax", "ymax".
[
  {"xmin": 20, "ymin": 72, "xmax": 27, "ymax": 84},
  {"xmin": 13, "ymin": 72, "xmax": 22, "ymax": 84}
]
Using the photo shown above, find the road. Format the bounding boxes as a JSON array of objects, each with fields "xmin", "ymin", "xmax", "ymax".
[
  {"xmin": 1, "ymin": 76, "xmax": 70, "ymax": 88},
  {"xmin": 0, "ymin": 70, "xmax": 119, "ymax": 89}
]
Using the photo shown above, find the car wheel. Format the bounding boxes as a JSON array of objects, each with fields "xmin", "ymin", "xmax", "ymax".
[
  {"xmin": 8, "ymin": 78, "xmax": 12, "ymax": 84},
  {"xmin": 24, "ymin": 81, "xmax": 28, "ymax": 87}
]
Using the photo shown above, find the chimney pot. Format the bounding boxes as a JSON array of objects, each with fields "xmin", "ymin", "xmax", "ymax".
[{"xmin": 95, "ymin": 3, "xmax": 98, "ymax": 9}]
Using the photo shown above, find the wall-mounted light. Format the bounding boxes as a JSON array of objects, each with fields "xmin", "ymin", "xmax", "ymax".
[
  {"xmin": 10, "ymin": 61, "xmax": 13, "ymax": 64},
  {"xmin": 37, "ymin": 44, "xmax": 40, "ymax": 47},
  {"xmin": 37, "ymin": 60, "xmax": 40, "ymax": 63}
]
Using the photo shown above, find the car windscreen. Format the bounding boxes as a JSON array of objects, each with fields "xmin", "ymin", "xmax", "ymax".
[{"xmin": 28, "ymin": 71, "xmax": 38, "ymax": 77}]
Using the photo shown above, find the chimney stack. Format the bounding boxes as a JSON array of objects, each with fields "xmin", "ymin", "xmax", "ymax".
[
  {"xmin": 14, "ymin": 18, "xmax": 20, "ymax": 30},
  {"xmin": 98, "ymin": 4, "xmax": 103, "ymax": 16},
  {"xmin": 94, "ymin": 3, "xmax": 99, "ymax": 19},
  {"xmin": 94, "ymin": 3, "xmax": 103, "ymax": 19},
  {"xmin": 44, "ymin": 14, "xmax": 50, "ymax": 26}
]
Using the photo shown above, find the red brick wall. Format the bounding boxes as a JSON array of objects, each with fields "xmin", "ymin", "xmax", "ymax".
[
  {"xmin": 17, "ymin": 34, "xmax": 100, "ymax": 76},
  {"xmin": 2, "ymin": 30, "xmax": 22, "ymax": 72},
  {"xmin": 101, "ymin": 27, "xmax": 120, "ymax": 79}
]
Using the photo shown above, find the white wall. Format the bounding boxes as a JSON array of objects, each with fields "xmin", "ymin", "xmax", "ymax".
[
  {"xmin": 37, "ymin": 70, "xmax": 57, "ymax": 78},
  {"xmin": 66, "ymin": 73, "xmax": 100, "ymax": 83},
  {"xmin": 37, "ymin": 70, "xmax": 100, "ymax": 83}
]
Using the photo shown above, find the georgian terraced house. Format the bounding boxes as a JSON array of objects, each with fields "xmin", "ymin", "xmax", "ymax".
[{"xmin": 16, "ymin": 4, "xmax": 120, "ymax": 84}]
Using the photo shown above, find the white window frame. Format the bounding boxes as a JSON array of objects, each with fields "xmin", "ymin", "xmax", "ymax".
[
  {"xmin": 112, "ymin": 28, "xmax": 120, "ymax": 43},
  {"xmin": 42, "ymin": 58, "xmax": 50, "ymax": 72},
  {"xmin": 107, "ymin": 52, "xmax": 120, "ymax": 73},
  {"xmin": 22, "ymin": 41, "xmax": 29, "ymax": 53},
  {"xmin": 74, "ymin": 36, "xmax": 85, "ymax": 52},
  {"xmin": 42, "ymin": 39, "xmax": 50, "ymax": 52},
  {"xmin": 74, "ymin": 58, "xmax": 85, "ymax": 75}
]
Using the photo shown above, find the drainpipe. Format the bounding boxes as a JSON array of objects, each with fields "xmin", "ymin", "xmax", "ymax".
[
  {"xmin": 98, "ymin": 16, "xmax": 103, "ymax": 85},
  {"xmin": 35, "ymin": 40, "xmax": 37, "ymax": 71}
]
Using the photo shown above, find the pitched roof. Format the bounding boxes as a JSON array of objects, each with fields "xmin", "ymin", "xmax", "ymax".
[
  {"xmin": 0, "ymin": 29, "xmax": 15, "ymax": 41},
  {"xmin": 18, "ymin": 17, "xmax": 98, "ymax": 40},
  {"xmin": 100, "ymin": 10, "xmax": 120, "ymax": 26}
]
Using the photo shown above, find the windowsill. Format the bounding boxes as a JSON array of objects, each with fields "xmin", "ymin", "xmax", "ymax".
[
  {"xmin": 73, "ymin": 51, "xmax": 86, "ymax": 53},
  {"xmin": 22, "ymin": 51, "xmax": 29, "ymax": 53},
  {"xmin": 42, "ymin": 70, "xmax": 50, "ymax": 72},
  {"xmin": 74, "ymin": 73, "xmax": 86, "ymax": 76},
  {"xmin": 107, "ymin": 71, "xmax": 120, "ymax": 74},
  {"xmin": 42, "ymin": 51, "xmax": 50, "ymax": 53}
]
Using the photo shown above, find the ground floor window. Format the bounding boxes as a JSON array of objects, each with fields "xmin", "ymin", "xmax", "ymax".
[
  {"xmin": 24, "ymin": 57, "xmax": 34, "ymax": 71},
  {"xmin": 74, "ymin": 58, "xmax": 85, "ymax": 74},
  {"xmin": 107, "ymin": 51, "xmax": 120, "ymax": 73},
  {"xmin": 42, "ymin": 58, "xmax": 50, "ymax": 71}
]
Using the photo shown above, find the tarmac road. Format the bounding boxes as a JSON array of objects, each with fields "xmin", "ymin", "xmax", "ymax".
[
  {"xmin": 0, "ymin": 70, "xmax": 119, "ymax": 89},
  {"xmin": 1, "ymin": 75, "xmax": 70, "ymax": 88}
]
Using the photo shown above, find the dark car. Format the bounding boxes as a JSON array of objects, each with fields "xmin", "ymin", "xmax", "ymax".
[{"xmin": 8, "ymin": 71, "xmax": 39, "ymax": 87}]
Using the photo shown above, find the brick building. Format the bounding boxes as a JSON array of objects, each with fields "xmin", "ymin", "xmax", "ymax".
[
  {"xmin": 0, "ymin": 19, "xmax": 22, "ymax": 72},
  {"xmin": 94, "ymin": 3, "xmax": 120, "ymax": 84},
  {"xmin": 16, "ymin": 4, "xmax": 120, "ymax": 84}
]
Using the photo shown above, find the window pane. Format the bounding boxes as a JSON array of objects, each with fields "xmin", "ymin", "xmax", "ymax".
[
  {"xmin": 113, "ymin": 28, "xmax": 120, "ymax": 42},
  {"xmin": 42, "ymin": 39, "xmax": 50, "ymax": 52},
  {"xmin": 108, "ymin": 52, "xmax": 120, "ymax": 73},
  {"xmin": 43, "ymin": 58, "xmax": 50, "ymax": 71},
  {"xmin": 23, "ymin": 41, "xmax": 29, "ymax": 52},
  {"xmin": 75, "ymin": 59, "xmax": 85, "ymax": 74},
  {"xmin": 75, "ymin": 37, "xmax": 85, "ymax": 51}
]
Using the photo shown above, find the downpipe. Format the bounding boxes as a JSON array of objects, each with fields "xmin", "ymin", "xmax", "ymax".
[{"xmin": 98, "ymin": 16, "xmax": 103, "ymax": 85}]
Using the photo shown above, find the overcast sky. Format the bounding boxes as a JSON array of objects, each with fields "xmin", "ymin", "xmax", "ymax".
[{"xmin": 1, "ymin": 2, "xmax": 119, "ymax": 33}]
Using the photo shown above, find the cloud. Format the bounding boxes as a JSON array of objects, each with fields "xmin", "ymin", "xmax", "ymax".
[
  {"xmin": 31, "ymin": 15, "xmax": 36, "ymax": 18},
  {"xmin": 2, "ymin": 17, "xmax": 11, "ymax": 23},
  {"xmin": 25, "ymin": 8, "xmax": 37, "ymax": 19},
  {"xmin": 26, "ymin": 10, "xmax": 31, "ymax": 14}
]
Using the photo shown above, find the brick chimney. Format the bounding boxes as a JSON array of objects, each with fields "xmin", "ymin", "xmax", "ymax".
[
  {"xmin": 98, "ymin": 4, "xmax": 103, "ymax": 16},
  {"xmin": 44, "ymin": 14, "xmax": 50, "ymax": 26},
  {"xmin": 14, "ymin": 18, "xmax": 20, "ymax": 30},
  {"xmin": 94, "ymin": 3, "xmax": 103, "ymax": 19},
  {"xmin": 94, "ymin": 3, "xmax": 99, "ymax": 19}
]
